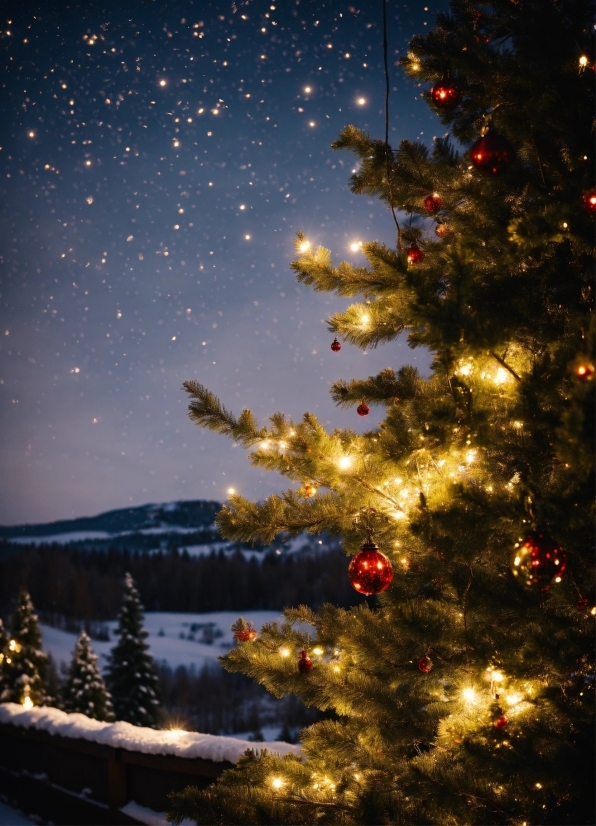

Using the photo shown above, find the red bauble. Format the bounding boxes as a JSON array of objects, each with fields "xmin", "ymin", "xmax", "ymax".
[
  {"xmin": 424, "ymin": 193, "xmax": 442, "ymax": 213},
  {"xmin": 430, "ymin": 80, "xmax": 462, "ymax": 110},
  {"xmin": 470, "ymin": 130, "xmax": 515, "ymax": 175},
  {"xmin": 511, "ymin": 531, "xmax": 567, "ymax": 591},
  {"xmin": 582, "ymin": 188, "xmax": 596, "ymax": 215},
  {"xmin": 348, "ymin": 543, "xmax": 394, "ymax": 596},
  {"xmin": 494, "ymin": 715, "xmax": 508, "ymax": 730},
  {"xmin": 407, "ymin": 243, "xmax": 425, "ymax": 265},
  {"xmin": 418, "ymin": 656, "xmax": 433, "ymax": 673},
  {"xmin": 357, "ymin": 402, "xmax": 370, "ymax": 417},
  {"xmin": 331, "ymin": 337, "xmax": 342, "ymax": 352},
  {"xmin": 576, "ymin": 597, "xmax": 589, "ymax": 611},
  {"xmin": 298, "ymin": 650, "xmax": 313, "ymax": 674},
  {"xmin": 234, "ymin": 628, "xmax": 258, "ymax": 642}
]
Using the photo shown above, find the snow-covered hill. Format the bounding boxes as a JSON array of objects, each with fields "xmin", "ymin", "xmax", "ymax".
[{"xmin": 41, "ymin": 610, "xmax": 294, "ymax": 672}]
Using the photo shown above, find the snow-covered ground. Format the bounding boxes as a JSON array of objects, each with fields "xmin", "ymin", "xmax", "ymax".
[
  {"xmin": 41, "ymin": 610, "xmax": 291, "ymax": 671},
  {"xmin": 0, "ymin": 801, "xmax": 35, "ymax": 826}
]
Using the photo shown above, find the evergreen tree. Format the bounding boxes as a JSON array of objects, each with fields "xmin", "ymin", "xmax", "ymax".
[
  {"xmin": 1, "ymin": 591, "xmax": 48, "ymax": 707},
  {"xmin": 171, "ymin": 1, "xmax": 594, "ymax": 823},
  {"xmin": 105, "ymin": 573, "xmax": 161, "ymax": 728},
  {"xmin": 62, "ymin": 631, "xmax": 114, "ymax": 721}
]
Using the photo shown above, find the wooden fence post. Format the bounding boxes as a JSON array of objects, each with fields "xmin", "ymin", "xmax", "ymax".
[{"xmin": 108, "ymin": 748, "xmax": 128, "ymax": 814}]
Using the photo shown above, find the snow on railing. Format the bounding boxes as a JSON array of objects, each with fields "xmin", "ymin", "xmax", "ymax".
[{"xmin": 0, "ymin": 703, "xmax": 301, "ymax": 764}]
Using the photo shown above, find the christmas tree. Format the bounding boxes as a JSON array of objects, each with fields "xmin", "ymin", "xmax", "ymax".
[
  {"xmin": 62, "ymin": 631, "xmax": 114, "ymax": 721},
  {"xmin": 0, "ymin": 619, "xmax": 8, "ymax": 699},
  {"xmin": 1, "ymin": 591, "xmax": 48, "ymax": 707},
  {"xmin": 171, "ymin": 1, "xmax": 594, "ymax": 823},
  {"xmin": 105, "ymin": 573, "xmax": 161, "ymax": 728}
]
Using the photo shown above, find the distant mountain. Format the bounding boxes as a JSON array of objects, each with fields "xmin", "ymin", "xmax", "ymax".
[
  {"xmin": 0, "ymin": 500, "xmax": 332, "ymax": 558},
  {"xmin": 0, "ymin": 500, "xmax": 221, "ymax": 550}
]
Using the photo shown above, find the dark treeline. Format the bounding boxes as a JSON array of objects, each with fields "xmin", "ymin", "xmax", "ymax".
[
  {"xmin": 0, "ymin": 542, "xmax": 368, "ymax": 621},
  {"xmin": 157, "ymin": 662, "xmax": 325, "ymax": 742}
]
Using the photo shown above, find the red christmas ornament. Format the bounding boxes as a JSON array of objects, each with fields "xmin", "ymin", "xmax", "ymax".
[
  {"xmin": 435, "ymin": 222, "xmax": 451, "ymax": 239},
  {"xmin": 331, "ymin": 337, "xmax": 342, "ymax": 352},
  {"xmin": 357, "ymin": 402, "xmax": 370, "ymax": 417},
  {"xmin": 511, "ymin": 530, "xmax": 567, "ymax": 591},
  {"xmin": 418, "ymin": 656, "xmax": 433, "ymax": 673},
  {"xmin": 576, "ymin": 597, "xmax": 589, "ymax": 611},
  {"xmin": 407, "ymin": 243, "xmax": 425, "ymax": 265},
  {"xmin": 470, "ymin": 130, "xmax": 515, "ymax": 175},
  {"xmin": 298, "ymin": 650, "xmax": 313, "ymax": 674},
  {"xmin": 430, "ymin": 80, "xmax": 462, "ymax": 110},
  {"xmin": 494, "ymin": 715, "xmax": 508, "ymax": 729},
  {"xmin": 348, "ymin": 542, "xmax": 394, "ymax": 596},
  {"xmin": 233, "ymin": 620, "xmax": 258, "ymax": 642},
  {"xmin": 424, "ymin": 193, "xmax": 442, "ymax": 213},
  {"xmin": 575, "ymin": 362, "xmax": 595, "ymax": 381},
  {"xmin": 582, "ymin": 188, "xmax": 596, "ymax": 215}
]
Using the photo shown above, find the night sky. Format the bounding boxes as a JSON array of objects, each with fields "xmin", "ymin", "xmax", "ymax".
[{"xmin": 1, "ymin": 0, "xmax": 449, "ymax": 525}]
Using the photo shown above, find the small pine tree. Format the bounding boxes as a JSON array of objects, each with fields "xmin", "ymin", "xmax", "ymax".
[
  {"xmin": 1, "ymin": 591, "xmax": 47, "ymax": 706},
  {"xmin": 62, "ymin": 631, "xmax": 114, "ymax": 721},
  {"xmin": 105, "ymin": 573, "xmax": 161, "ymax": 728}
]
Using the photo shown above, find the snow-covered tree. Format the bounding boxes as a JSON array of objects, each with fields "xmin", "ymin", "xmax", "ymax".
[
  {"xmin": 1, "ymin": 591, "xmax": 47, "ymax": 706},
  {"xmin": 62, "ymin": 631, "xmax": 114, "ymax": 721},
  {"xmin": 105, "ymin": 573, "xmax": 161, "ymax": 728}
]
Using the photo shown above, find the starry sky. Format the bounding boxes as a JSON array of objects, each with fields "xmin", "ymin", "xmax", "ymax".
[{"xmin": 0, "ymin": 0, "xmax": 450, "ymax": 525}]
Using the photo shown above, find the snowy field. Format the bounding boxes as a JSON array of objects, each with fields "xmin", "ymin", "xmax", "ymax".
[{"xmin": 41, "ymin": 610, "xmax": 291, "ymax": 672}]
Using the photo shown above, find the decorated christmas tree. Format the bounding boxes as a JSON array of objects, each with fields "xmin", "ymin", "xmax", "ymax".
[
  {"xmin": 62, "ymin": 631, "xmax": 114, "ymax": 721},
  {"xmin": 0, "ymin": 619, "xmax": 8, "ymax": 698},
  {"xmin": 1, "ymin": 591, "xmax": 48, "ymax": 707},
  {"xmin": 105, "ymin": 573, "xmax": 161, "ymax": 728},
  {"xmin": 171, "ymin": 0, "xmax": 594, "ymax": 823}
]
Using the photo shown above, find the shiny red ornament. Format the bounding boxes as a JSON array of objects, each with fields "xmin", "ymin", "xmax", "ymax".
[
  {"xmin": 424, "ymin": 193, "xmax": 442, "ymax": 213},
  {"xmin": 470, "ymin": 130, "xmax": 515, "ymax": 175},
  {"xmin": 511, "ymin": 530, "xmax": 567, "ymax": 591},
  {"xmin": 582, "ymin": 188, "xmax": 596, "ymax": 215},
  {"xmin": 576, "ymin": 597, "xmax": 589, "ymax": 611},
  {"xmin": 407, "ymin": 243, "xmax": 425, "ymax": 265},
  {"xmin": 430, "ymin": 80, "xmax": 462, "ymax": 110},
  {"xmin": 298, "ymin": 650, "xmax": 313, "ymax": 674},
  {"xmin": 348, "ymin": 542, "xmax": 394, "ymax": 596},
  {"xmin": 494, "ymin": 715, "xmax": 508, "ymax": 730},
  {"xmin": 331, "ymin": 337, "xmax": 342, "ymax": 352},
  {"xmin": 418, "ymin": 656, "xmax": 433, "ymax": 673},
  {"xmin": 234, "ymin": 628, "xmax": 258, "ymax": 642},
  {"xmin": 357, "ymin": 402, "xmax": 370, "ymax": 417}
]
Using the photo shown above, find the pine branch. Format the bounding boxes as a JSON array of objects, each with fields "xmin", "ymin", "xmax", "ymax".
[
  {"xmin": 183, "ymin": 381, "xmax": 264, "ymax": 446},
  {"xmin": 331, "ymin": 366, "xmax": 422, "ymax": 407}
]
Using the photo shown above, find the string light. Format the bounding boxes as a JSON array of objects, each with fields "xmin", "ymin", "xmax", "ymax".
[
  {"xmin": 579, "ymin": 55, "xmax": 588, "ymax": 67},
  {"xmin": 279, "ymin": 647, "xmax": 290, "ymax": 657},
  {"xmin": 299, "ymin": 239, "xmax": 310, "ymax": 252},
  {"xmin": 271, "ymin": 778, "xmax": 284, "ymax": 789},
  {"xmin": 338, "ymin": 456, "xmax": 352, "ymax": 470},
  {"xmin": 22, "ymin": 697, "xmax": 33, "ymax": 710},
  {"xmin": 462, "ymin": 687, "xmax": 476, "ymax": 703},
  {"xmin": 494, "ymin": 367, "xmax": 510, "ymax": 384},
  {"xmin": 226, "ymin": 487, "xmax": 236, "ymax": 495}
]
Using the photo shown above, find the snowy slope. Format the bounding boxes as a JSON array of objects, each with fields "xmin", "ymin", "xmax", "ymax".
[{"xmin": 42, "ymin": 610, "xmax": 291, "ymax": 671}]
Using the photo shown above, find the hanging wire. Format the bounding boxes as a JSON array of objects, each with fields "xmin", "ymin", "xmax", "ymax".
[{"xmin": 382, "ymin": 0, "xmax": 402, "ymax": 247}]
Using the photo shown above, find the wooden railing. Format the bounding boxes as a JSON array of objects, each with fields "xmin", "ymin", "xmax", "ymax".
[{"xmin": 0, "ymin": 721, "xmax": 232, "ymax": 825}]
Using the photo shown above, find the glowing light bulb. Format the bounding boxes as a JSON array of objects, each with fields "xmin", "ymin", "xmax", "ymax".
[
  {"xmin": 357, "ymin": 97, "xmax": 366, "ymax": 105},
  {"xmin": 338, "ymin": 456, "xmax": 352, "ymax": 470},
  {"xmin": 494, "ymin": 367, "xmax": 509, "ymax": 384},
  {"xmin": 227, "ymin": 487, "xmax": 236, "ymax": 496},
  {"xmin": 245, "ymin": 234, "xmax": 251, "ymax": 240},
  {"xmin": 465, "ymin": 449, "xmax": 477, "ymax": 464},
  {"xmin": 491, "ymin": 671, "xmax": 503, "ymax": 683},
  {"xmin": 280, "ymin": 647, "xmax": 290, "ymax": 657},
  {"xmin": 299, "ymin": 240, "xmax": 310, "ymax": 252},
  {"xmin": 312, "ymin": 647, "xmax": 324, "ymax": 656},
  {"xmin": 462, "ymin": 687, "xmax": 476, "ymax": 703},
  {"xmin": 22, "ymin": 697, "xmax": 33, "ymax": 710},
  {"xmin": 304, "ymin": 86, "xmax": 311, "ymax": 93},
  {"xmin": 272, "ymin": 778, "xmax": 284, "ymax": 789},
  {"xmin": 159, "ymin": 79, "xmax": 167, "ymax": 86},
  {"xmin": 459, "ymin": 363, "xmax": 472, "ymax": 376},
  {"xmin": 579, "ymin": 55, "xmax": 588, "ymax": 67},
  {"xmin": 350, "ymin": 241, "xmax": 362, "ymax": 252},
  {"xmin": 239, "ymin": 204, "xmax": 245, "ymax": 210},
  {"xmin": 506, "ymin": 693, "xmax": 522, "ymax": 706}
]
